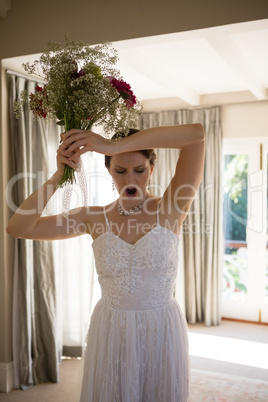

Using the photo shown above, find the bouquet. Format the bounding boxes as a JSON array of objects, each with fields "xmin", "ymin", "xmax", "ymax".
[{"xmin": 14, "ymin": 36, "xmax": 142, "ymax": 187}]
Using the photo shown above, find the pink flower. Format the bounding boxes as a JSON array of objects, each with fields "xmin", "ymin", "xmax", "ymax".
[
  {"xmin": 81, "ymin": 116, "xmax": 92, "ymax": 121},
  {"xmin": 107, "ymin": 77, "xmax": 136, "ymax": 109}
]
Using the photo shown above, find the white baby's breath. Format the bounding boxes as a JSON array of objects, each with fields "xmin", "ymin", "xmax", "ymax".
[{"xmin": 15, "ymin": 36, "xmax": 142, "ymax": 186}]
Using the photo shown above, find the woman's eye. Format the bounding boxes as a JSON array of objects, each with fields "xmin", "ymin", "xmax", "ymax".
[
  {"xmin": 116, "ymin": 171, "xmax": 125, "ymax": 174},
  {"xmin": 136, "ymin": 170, "xmax": 145, "ymax": 174}
]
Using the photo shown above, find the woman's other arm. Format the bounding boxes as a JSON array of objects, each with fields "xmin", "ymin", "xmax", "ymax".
[{"xmin": 6, "ymin": 145, "xmax": 91, "ymax": 240}]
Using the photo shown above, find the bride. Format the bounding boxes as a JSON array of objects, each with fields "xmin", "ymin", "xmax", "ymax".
[{"xmin": 7, "ymin": 124, "xmax": 205, "ymax": 401}]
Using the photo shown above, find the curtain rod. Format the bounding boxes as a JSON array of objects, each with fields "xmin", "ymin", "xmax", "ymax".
[{"xmin": 6, "ymin": 69, "xmax": 45, "ymax": 84}]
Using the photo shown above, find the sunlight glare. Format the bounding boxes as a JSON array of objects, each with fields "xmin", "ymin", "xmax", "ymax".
[{"xmin": 188, "ymin": 332, "xmax": 268, "ymax": 369}]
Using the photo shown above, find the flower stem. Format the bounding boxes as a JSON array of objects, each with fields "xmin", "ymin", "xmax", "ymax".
[
  {"xmin": 57, "ymin": 163, "xmax": 76, "ymax": 188},
  {"xmin": 56, "ymin": 112, "xmax": 76, "ymax": 188},
  {"xmin": 90, "ymin": 95, "xmax": 121, "ymax": 126}
]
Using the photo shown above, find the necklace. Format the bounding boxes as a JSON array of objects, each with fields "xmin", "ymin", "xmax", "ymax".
[{"xmin": 117, "ymin": 202, "xmax": 143, "ymax": 216}]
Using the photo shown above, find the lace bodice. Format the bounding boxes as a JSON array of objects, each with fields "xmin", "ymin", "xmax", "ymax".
[{"xmin": 92, "ymin": 210, "xmax": 180, "ymax": 311}]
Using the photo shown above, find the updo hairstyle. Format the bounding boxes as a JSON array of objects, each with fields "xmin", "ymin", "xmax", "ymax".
[{"xmin": 104, "ymin": 129, "xmax": 156, "ymax": 169}]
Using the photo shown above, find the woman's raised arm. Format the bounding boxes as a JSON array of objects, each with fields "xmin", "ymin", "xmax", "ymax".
[
  {"xmin": 59, "ymin": 124, "xmax": 205, "ymax": 232},
  {"xmin": 114, "ymin": 125, "xmax": 205, "ymax": 226},
  {"xmin": 59, "ymin": 124, "xmax": 204, "ymax": 162}
]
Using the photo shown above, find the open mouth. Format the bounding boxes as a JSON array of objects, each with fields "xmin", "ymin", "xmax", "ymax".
[{"xmin": 125, "ymin": 187, "xmax": 137, "ymax": 197}]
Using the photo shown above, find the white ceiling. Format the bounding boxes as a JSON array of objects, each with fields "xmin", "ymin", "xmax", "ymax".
[
  {"xmin": 4, "ymin": 19, "xmax": 268, "ymax": 111},
  {"xmin": 112, "ymin": 19, "xmax": 268, "ymax": 110}
]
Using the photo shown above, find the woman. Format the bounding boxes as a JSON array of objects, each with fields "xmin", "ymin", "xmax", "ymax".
[{"xmin": 7, "ymin": 124, "xmax": 205, "ymax": 401}]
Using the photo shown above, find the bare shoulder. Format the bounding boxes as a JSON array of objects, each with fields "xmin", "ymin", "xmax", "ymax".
[
  {"xmin": 82, "ymin": 205, "xmax": 106, "ymax": 224},
  {"xmin": 150, "ymin": 195, "xmax": 162, "ymax": 208},
  {"xmin": 83, "ymin": 203, "xmax": 116, "ymax": 240},
  {"xmin": 142, "ymin": 195, "xmax": 161, "ymax": 213}
]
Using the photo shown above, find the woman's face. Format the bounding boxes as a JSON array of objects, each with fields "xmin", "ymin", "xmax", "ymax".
[{"xmin": 109, "ymin": 151, "xmax": 153, "ymax": 201}]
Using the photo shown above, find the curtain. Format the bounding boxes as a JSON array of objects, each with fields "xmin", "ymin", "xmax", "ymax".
[
  {"xmin": 139, "ymin": 107, "xmax": 223, "ymax": 326},
  {"xmin": 8, "ymin": 76, "xmax": 96, "ymax": 389},
  {"xmin": 9, "ymin": 76, "xmax": 58, "ymax": 388}
]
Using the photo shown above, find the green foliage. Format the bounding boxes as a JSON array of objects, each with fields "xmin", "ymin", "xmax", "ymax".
[
  {"xmin": 224, "ymin": 154, "xmax": 248, "ymax": 202},
  {"xmin": 224, "ymin": 154, "xmax": 248, "ymax": 241},
  {"xmin": 224, "ymin": 259, "xmax": 248, "ymax": 294}
]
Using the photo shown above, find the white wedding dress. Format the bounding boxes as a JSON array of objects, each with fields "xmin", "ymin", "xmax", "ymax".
[{"xmin": 79, "ymin": 209, "xmax": 189, "ymax": 402}]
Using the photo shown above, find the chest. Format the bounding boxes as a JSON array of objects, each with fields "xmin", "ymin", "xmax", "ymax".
[
  {"xmin": 93, "ymin": 227, "xmax": 180, "ymax": 275},
  {"xmin": 109, "ymin": 220, "xmax": 158, "ymax": 245}
]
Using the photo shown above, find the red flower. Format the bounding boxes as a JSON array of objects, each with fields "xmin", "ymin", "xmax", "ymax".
[
  {"xmin": 29, "ymin": 85, "xmax": 48, "ymax": 118},
  {"xmin": 107, "ymin": 77, "xmax": 136, "ymax": 109},
  {"xmin": 71, "ymin": 68, "xmax": 86, "ymax": 80},
  {"xmin": 36, "ymin": 85, "xmax": 43, "ymax": 92}
]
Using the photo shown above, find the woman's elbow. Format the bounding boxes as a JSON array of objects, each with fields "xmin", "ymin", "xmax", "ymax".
[
  {"xmin": 194, "ymin": 123, "xmax": 205, "ymax": 140},
  {"xmin": 6, "ymin": 225, "xmax": 17, "ymax": 238},
  {"xmin": 6, "ymin": 223, "xmax": 24, "ymax": 239}
]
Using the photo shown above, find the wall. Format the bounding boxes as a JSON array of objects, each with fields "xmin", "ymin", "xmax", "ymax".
[
  {"xmin": 1, "ymin": 0, "xmax": 268, "ymax": 393},
  {"xmin": 0, "ymin": 0, "xmax": 268, "ymax": 60},
  {"xmin": 222, "ymin": 101, "xmax": 268, "ymax": 139}
]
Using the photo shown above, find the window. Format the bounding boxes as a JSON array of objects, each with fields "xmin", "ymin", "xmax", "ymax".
[{"xmin": 222, "ymin": 140, "xmax": 268, "ymax": 323}]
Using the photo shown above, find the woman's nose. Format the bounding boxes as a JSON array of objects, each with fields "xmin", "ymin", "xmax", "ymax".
[{"xmin": 125, "ymin": 172, "xmax": 136, "ymax": 185}]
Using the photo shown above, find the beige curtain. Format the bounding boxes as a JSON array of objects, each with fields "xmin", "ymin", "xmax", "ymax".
[
  {"xmin": 9, "ymin": 76, "xmax": 58, "ymax": 388},
  {"xmin": 139, "ymin": 107, "xmax": 223, "ymax": 326},
  {"xmin": 8, "ymin": 75, "xmax": 95, "ymax": 389}
]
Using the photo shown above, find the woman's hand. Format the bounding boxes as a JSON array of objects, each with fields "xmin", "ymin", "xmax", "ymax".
[
  {"xmin": 59, "ymin": 129, "xmax": 112, "ymax": 164},
  {"xmin": 56, "ymin": 143, "xmax": 79, "ymax": 177}
]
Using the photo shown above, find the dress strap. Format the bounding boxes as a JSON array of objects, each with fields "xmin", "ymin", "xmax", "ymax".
[
  {"xmin": 156, "ymin": 206, "xmax": 160, "ymax": 226},
  {"xmin": 103, "ymin": 207, "xmax": 110, "ymax": 231}
]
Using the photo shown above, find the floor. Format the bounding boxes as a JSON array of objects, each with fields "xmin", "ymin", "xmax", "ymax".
[
  {"xmin": 0, "ymin": 320, "xmax": 267, "ymax": 401},
  {"xmin": 188, "ymin": 319, "xmax": 268, "ymax": 382}
]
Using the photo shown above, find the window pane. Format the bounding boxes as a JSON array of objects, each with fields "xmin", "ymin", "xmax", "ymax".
[{"xmin": 223, "ymin": 154, "xmax": 248, "ymax": 302}]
